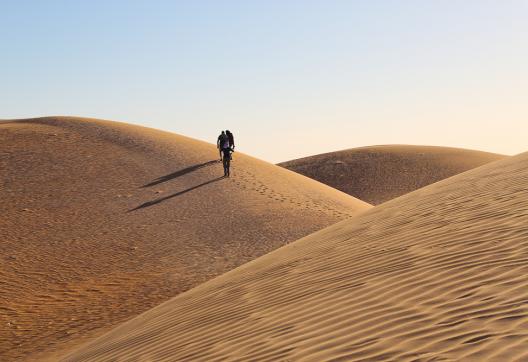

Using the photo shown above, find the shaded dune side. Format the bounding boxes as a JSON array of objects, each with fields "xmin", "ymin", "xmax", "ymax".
[
  {"xmin": 0, "ymin": 117, "xmax": 370, "ymax": 361},
  {"xmin": 66, "ymin": 152, "xmax": 528, "ymax": 362},
  {"xmin": 279, "ymin": 145, "xmax": 505, "ymax": 205}
]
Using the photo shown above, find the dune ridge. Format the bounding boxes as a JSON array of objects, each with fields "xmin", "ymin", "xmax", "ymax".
[
  {"xmin": 65, "ymin": 151, "xmax": 528, "ymax": 361},
  {"xmin": 279, "ymin": 145, "xmax": 505, "ymax": 204},
  {"xmin": 0, "ymin": 117, "xmax": 370, "ymax": 361}
]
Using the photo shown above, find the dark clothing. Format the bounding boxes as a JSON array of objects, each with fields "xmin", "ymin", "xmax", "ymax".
[
  {"xmin": 221, "ymin": 147, "xmax": 231, "ymax": 159},
  {"xmin": 217, "ymin": 133, "xmax": 228, "ymax": 148}
]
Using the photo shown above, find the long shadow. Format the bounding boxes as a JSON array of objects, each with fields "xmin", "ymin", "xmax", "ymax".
[
  {"xmin": 142, "ymin": 160, "xmax": 219, "ymax": 188},
  {"xmin": 130, "ymin": 176, "xmax": 225, "ymax": 211}
]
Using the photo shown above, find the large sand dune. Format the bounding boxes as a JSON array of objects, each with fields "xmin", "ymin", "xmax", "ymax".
[
  {"xmin": 279, "ymin": 145, "xmax": 505, "ymax": 204},
  {"xmin": 65, "ymin": 152, "xmax": 528, "ymax": 361},
  {"xmin": 0, "ymin": 117, "xmax": 369, "ymax": 361}
]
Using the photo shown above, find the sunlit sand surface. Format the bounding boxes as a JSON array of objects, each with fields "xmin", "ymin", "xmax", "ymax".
[
  {"xmin": 65, "ymin": 152, "xmax": 527, "ymax": 361},
  {"xmin": 0, "ymin": 117, "xmax": 369, "ymax": 361}
]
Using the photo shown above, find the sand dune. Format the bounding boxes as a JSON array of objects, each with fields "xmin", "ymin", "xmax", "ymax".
[
  {"xmin": 279, "ymin": 145, "xmax": 505, "ymax": 204},
  {"xmin": 65, "ymin": 152, "xmax": 528, "ymax": 361},
  {"xmin": 0, "ymin": 117, "xmax": 370, "ymax": 361}
]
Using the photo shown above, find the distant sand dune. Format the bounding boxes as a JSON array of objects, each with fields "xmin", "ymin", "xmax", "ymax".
[
  {"xmin": 65, "ymin": 152, "xmax": 528, "ymax": 361},
  {"xmin": 0, "ymin": 117, "xmax": 369, "ymax": 361},
  {"xmin": 279, "ymin": 145, "xmax": 505, "ymax": 204}
]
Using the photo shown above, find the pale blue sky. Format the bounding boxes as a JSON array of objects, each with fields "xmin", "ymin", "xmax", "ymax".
[{"xmin": 2, "ymin": 1, "xmax": 527, "ymax": 162}]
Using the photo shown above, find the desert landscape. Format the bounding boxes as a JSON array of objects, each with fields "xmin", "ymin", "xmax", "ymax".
[
  {"xmin": 0, "ymin": 117, "xmax": 369, "ymax": 361},
  {"xmin": 3, "ymin": 2, "xmax": 527, "ymax": 361},
  {"xmin": 62, "ymin": 149, "xmax": 528, "ymax": 362},
  {"xmin": 2, "ymin": 117, "xmax": 525, "ymax": 361}
]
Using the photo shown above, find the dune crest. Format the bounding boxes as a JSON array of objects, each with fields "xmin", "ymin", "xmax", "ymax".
[
  {"xmin": 279, "ymin": 145, "xmax": 505, "ymax": 204},
  {"xmin": 65, "ymin": 152, "xmax": 528, "ymax": 361},
  {"xmin": 0, "ymin": 117, "xmax": 369, "ymax": 361}
]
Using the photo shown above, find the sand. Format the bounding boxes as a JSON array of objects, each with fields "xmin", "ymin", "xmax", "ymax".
[
  {"xmin": 64, "ymin": 151, "xmax": 527, "ymax": 361},
  {"xmin": 279, "ymin": 145, "xmax": 505, "ymax": 204},
  {"xmin": 0, "ymin": 117, "xmax": 370, "ymax": 361}
]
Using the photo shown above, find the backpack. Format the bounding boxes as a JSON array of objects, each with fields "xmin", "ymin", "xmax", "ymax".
[{"xmin": 219, "ymin": 133, "xmax": 229, "ymax": 148}]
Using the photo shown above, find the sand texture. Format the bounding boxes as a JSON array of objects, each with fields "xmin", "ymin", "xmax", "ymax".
[
  {"xmin": 279, "ymin": 145, "xmax": 505, "ymax": 205},
  {"xmin": 65, "ymin": 152, "xmax": 527, "ymax": 362},
  {"xmin": 0, "ymin": 117, "xmax": 370, "ymax": 361}
]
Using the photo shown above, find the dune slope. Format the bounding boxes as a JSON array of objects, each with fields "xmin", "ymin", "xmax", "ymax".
[
  {"xmin": 279, "ymin": 145, "xmax": 505, "ymax": 204},
  {"xmin": 0, "ymin": 117, "xmax": 369, "ymax": 361},
  {"xmin": 66, "ymin": 152, "xmax": 528, "ymax": 361}
]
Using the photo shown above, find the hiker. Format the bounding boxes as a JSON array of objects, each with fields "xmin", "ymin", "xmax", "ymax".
[
  {"xmin": 226, "ymin": 130, "xmax": 235, "ymax": 160},
  {"xmin": 217, "ymin": 131, "xmax": 229, "ymax": 161}
]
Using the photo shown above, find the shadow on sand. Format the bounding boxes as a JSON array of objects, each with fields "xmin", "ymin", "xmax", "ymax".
[
  {"xmin": 130, "ymin": 176, "xmax": 225, "ymax": 211},
  {"xmin": 142, "ymin": 160, "xmax": 220, "ymax": 188}
]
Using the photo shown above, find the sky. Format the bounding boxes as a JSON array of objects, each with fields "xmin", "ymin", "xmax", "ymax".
[{"xmin": 2, "ymin": 0, "xmax": 527, "ymax": 163}]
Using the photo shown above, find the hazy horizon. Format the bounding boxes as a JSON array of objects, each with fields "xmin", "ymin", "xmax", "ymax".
[{"xmin": 3, "ymin": 1, "xmax": 527, "ymax": 163}]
